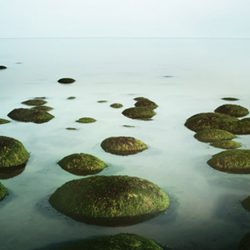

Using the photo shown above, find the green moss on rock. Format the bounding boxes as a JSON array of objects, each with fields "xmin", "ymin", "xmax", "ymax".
[
  {"xmin": 231, "ymin": 118, "xmax": 250, "ymax": 135},
  {"xmin": 0, "ymin": 118, "xmax": 10, "ymax": 125},
  {"xmin": 110, "ymin": 103, "xmax": 123, "ymax": 109},
  {"xmin": 58, "ymin": 153, "xmax": 106, "ymax": 176},
  {"xmin": 122, "ymin": 107, "xmax": 156, "ymax": 120},
  {"xmin": 210, "ymin": 140, "xmax": 241, "ymax": 149},
  {"xmin": 0, "ymin": 136, "xmax": 29, "ymax": 169},
  {"xmin": 37, "ymin": 233, "xmax": 163, "ymax": 250},
  {"xmin": 135, "ymin": 99, "xmax": 158, "ymax": 109},
  {"xmin": 49, "ymin": 175, "xmax": 169, "ymax": 226},
  {"xmin": 101, "ymin": 136, "xmax": 147, "ymax": 155},
  {"xmin": 0, "ymin": 65, "xmax": 7, "ymax": 70},
  {"xmin": 241, "ymin": 196, "xmax": 250, "ymax": 212},
  {"xmin": 222, "ymin": 97, "xmax": 239, "ymax": 101},
  {"xmin": 185, "ymin": 112, "xmax": 238, "ymax": 132},
  {"xmin": 8, "ymin": 108, "xmax": 54, "ymax": 123},
  {"xmin": 31, "ymin": 105, "xmax": 53, "ymax": 112},
  {"xmin": 238, "ymin": 233, "xmax": 250, "ymax": 250},
  {"xmin": 22, "ymin": 99, "xmax": 47, "ymax": 106},
  {"xmin": 194, "ymin": 128, "xmax": 235, "ymax": 142},
  {"xmin": 207, "ymin": 149, "xmax": 250, "ymax": 174},
  {"xmin": 76, "ymin": 117, "xmax": 96, "ymax": 123},
  {"xmin": 0, "ymin": 182, "xmax": 8, "ymax": 201},
  {"xmin": 215, "ymin": 104, "xmax": 249, "ymax": 118},
  {"xmin": 58, "ymin": 78, "xmax": 75, "ymax": 84}
]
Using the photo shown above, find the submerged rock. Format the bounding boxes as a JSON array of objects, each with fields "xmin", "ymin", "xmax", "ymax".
[
  {"xmin": 66, "ymin": 127, "xmax": 78, "ymax": 131},
  {"xmin": 49, "ymin": 175, "xmax": 169, "ymax": 226},
  {"xmin": 22, "ymin": 99, "xmax": 47, "ymax": 106},
  {"xmin": 222, "ymin": 97, "xmax": 239, "ymax": 101},
  {"xmin": 185, "ymin": 112, "xmax": 238, "ymax": 132},
  {"xmin": 67, "ymin": 96, "xmax": 76, "ymax": 100},
  {"xmin": 207, "ymin": 149, "xmax": 250, "ymax": 174},
  {"xmin": 0, "ymin": 65, "xmax": 7, "ymax": 70},
  {"xmin": 210, "ymin": 140, "xmax": 241, "ymax": 149},
  {"xmin": 123, "ymin": 125, "xmax": 135, "ymax": 128},
  {"xmin": 31, "ymin": 105, "xmax": 53, "ymax": 112},
  {"xmin": 58, "ymin": 153, "xmax": 106, "ymax": 176},
  {"xmin": 0, "ymin": 118, "xmax": 10, "ymax": 125},
  {"xmin": 37, "ymin": 233, "xmax": 164, "ymax": 250},
  {"xmin": 238, "ymin": 233, "xmax": 250, "ymax": 250},
  {"xmin": 8, "ymin": 108, "xmax": 54, "ymax": 123},
  {"xmin": 0, "ymin": 182, "xmax": 8, "ymax": 201},
  {"xmin": 215, "ymin": 104, "xmax": 249, "ymax": 118},
  {"xmin": 134, "ymin": 99, "xmax": 158, "ymax": 109},
  {"xmin": 122, "ymin": 107, "xmax": 156, "ymax": 120},
  {"xmin": 110, "ymin": 103, "xmax": 123, "ymax": 109},
  {"xmin": 76, "ymin": 117, "xmax": 96, "ymax": 123},
  {"xmin": 97, "ymin": 100, "xmax": 108, "ymax": 103},
  {"xmin": 241, "ymin": 196, "xmax": 250, "ymax": 212},
  {"xmin": 58, "ymin": 78, "xmax": 75, "ymax": 84},
  {"xmin": 101, "ymin": 136, "xmax": 147, "ymax": 155},
  {"xmin": 194, "ymin": 128, "xmax": 235, "ymax": 142}
]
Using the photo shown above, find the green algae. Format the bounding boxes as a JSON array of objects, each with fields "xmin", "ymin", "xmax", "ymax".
[
  {"xmin": 110, "ymin": 103, "xmax": 123, "ymax": 109},
  {"xmin": 0, "ymin": 118, "xmax": 10, "ymax": 125},
  {"xmin": 134, "ymin": 99, "xmax": 158, "ymax": 109},
  {"xmin": 37, "ymin": 233, "xmax": 163, "ymax": 250},
  {"xmin": 58, "ymin": 78, "xmax": 75, "ymax": 84},
  {"xmin": 58, "ymin": 153, "xmax": 106, "ymax": 176},
  {"xmin": 76, "ymin": 117, "xmax": 96, "ymax": 123},
  {"xmin": 22, "ymin": 99, "xmax": 47, "ymax": 106},
  {"xmin": 222, "ymin": 97, "xmax": 239, "ymax": 101},
  {"xmin": 8, "ymin": 108, "xmax": 54, "ymax": 123},
  {"xmin": 215, "ymin": 104, "xmax": 249, "ymax": 118},
  {"xmin": 210, "ymin": 140, "xmax": 241, "ymax": 149},
  {"xmin": 122, "ymin": 107, "xmax": 156, "ymax": 120},
  {"xmin": 49, "ymin": 175, "xmax": 169, "ymax": 226},
  {"xmin": 241, "ymin": 196, "xmax": 250, "ymax": 212},
  {"xmin": 194, "ymin": 128, "xmax": 235, "ymax": 142},
  {"xmin": 207, "ymin": 149, "xmax": 250, "ymax": 174},
  {"xmin": 101, "ymin": 136, "xmax": 148, "ymax": 155},
  {"xmin": 0, "ymin": 182, "xmax": 8, "ymax": 201},
  {"xmin": 0, "ymin": 136, "xmax": 29, "ymax": 169}
]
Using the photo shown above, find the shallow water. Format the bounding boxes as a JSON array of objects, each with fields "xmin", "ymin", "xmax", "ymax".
[{"xmin": 0, "ymin": 38, "xmax": 250, "ymax": 250}]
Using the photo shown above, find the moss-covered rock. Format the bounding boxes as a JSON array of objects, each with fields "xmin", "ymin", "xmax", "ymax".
[
  {"xmin": 241, "ymin": 196, "xmax": 250, "ymax": 212},
  {"xmin": 0, "ymin": 182, "xmax": 8, "ymax": 201},
  {"xmin": 110, "ymin": 103, "xmax": 123, "ymax": 109},
  {"xmin": 58, "ymin": 78, "xmax": 75, "ymax": 84},
  {"xmin": 67, "ymin": 96, "xmax": 76, "ymax": 100},
  {"xmin": 22, "ymin": 99, "xmax": 47, "ymax": 106},
  {"xmin": 122, "ymin": 107, "xmax": 156, "ymax": 120},
  {"xmin": 238, "ymin": 233, "xmax": 250, "ymax": 250},
  {"xmin": 97, "ymin": 100, "xmax": 108, "ymax": 103},
  {"xmin": 0, "ymin": 136, "xmax": 29, "ymax": 169},
  {"xmin": 0, "ymin": 118, "xmax": 10, "ymax": 125},
  {"xmin": 231, "ymin": 118, "xmax": 250, "ymax": 135},
  {"xmin": 0, "ymin": 65, "xmax": 7, "ymax": 70},
  {"xmin": 101, "ymin": 136, "xmax": 147, "ymax": 155},
  {"xmin": 185, "ymin": 112, "xmax": 238, "ymax": 132},
  {"xmin": 210, "ymin": 140, "xmax": 241, "ymax": 149},
  {"xmin": 215, "ymin": 104, "xmax": 249, "ymax": 118},
  {"xmin": 76, "ymin": 117, "xmax": 96, "ymax": 123},
  {"xmin": 31, "ymin": 105, "xmax": 53, "ymax": 112},
  {"xmin": 134, "ymin": 97, "xmax": 147, "ymax": 101},
  {"xmin": 58, "ymin": 153, "xmax": 106, "ymax": 176},
  {"xmin": 222, "ymin": 97, "xmax": 239, "ymax": 101},
  {"xmin": 207, "ymin": 149, "xmax": 250, "ymax": 174},
  {"xmin": 194, "ymin": 128, "xmax": 235, "ymax": 142},
  {"xmin": 49, "ymin": 175, "xmax": 169, "ymax": 226},
  {"xmin": 135, "ymin": 99, "xmax": 158, "ymax": 109},
  {"xmin": 8, "ymin": 108, "xmax": 54, "ymax": 123},
  {"xmin": 37, "ymin": 233, "xmax": 164, "ymax": 250}
]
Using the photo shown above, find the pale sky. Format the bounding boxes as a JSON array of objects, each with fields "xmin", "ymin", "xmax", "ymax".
[{"xmin": 0, "ymin": 0, "xmax": 250, "ymax": 38}]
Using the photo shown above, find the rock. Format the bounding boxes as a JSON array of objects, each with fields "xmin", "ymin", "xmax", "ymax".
[
  {"xmin": 122, "ymin": 107, "xmax": 156, "ymax": 120},
  {"xmin": 0, "ymin": 119, "xmax": 10, "ymax": 125},
  {"xmin": 49, "ymin": 175, "xmax": 169, "ymax": 226},
  {"xmin": 222, "ymin": 97, "xmax": 239, "ymax": 101},
  {"xmin": 241, "ymin": 196, "xmax": 250, "ymax": 212},
  {"xmin": 76, "ymin": 117, "xmax": 96, "ymax": 123},
  {"xmin": 134, "ymin": 99, "xmax": 158, "ymax": 109},
  {"xmin": 207, "ymin": 149, "xmax": 250, "ymax": 174},
  {"xmin": 58, "ymin": 153, "xmax": 106, "ymax": 176},
  {"xmin": 97, "ymin": 100, "xmax": 108, "ymax": 103},
  {"xmin": 231, "ymin": 118, "xmax": 250, "ymax": 135},
  {"xmin": 0, "ymin": 182, "xmax": 8, "ymax": 201},
  {"xmin": 22, "ymin": 99, "xmax": 47, "ymax": 106},
  {"xmin": 123, "ymin": 125, "xmax": 135, "ymax": 128},
  {"xmin": 110, "ymin": 103, "xmax": 123, "ymax": 109},
  {"xmin": 194, "ymin": 128, "xmax": 235, "ymax": 142},
  {"xmin": 101, "ymin": 136, "xmax": 147, "ymax": 155},
  {"xmin": 8, "ymin": 108, "xmax": 54, "ymax": 123},
  {"xmin": 67, "ymin": 96, "xmax": 76, "ymax": 100},
  {"xmin": 215, "ymin": 104, "xmax": 249, "ymax": 118},
  {"xmin": 238, "ymin": 233, "xmax": 250, "ymax": 250},
  {"xmin": 0, "ymin": 65, "xmax": 7, "ymax": 70},
  {"xmin": 31, "ymin": 106, "xmax": 53, "ymax": 112},
  {"xmin": 58, "ymin": 78, "xmax": 75, "ymax": 84},
  {"xmin": 185, "ymin": 112, "xmax": 238, "ymax": 132},
  {"xmin": 66, "ymin": 127, "xmax": 78, "ymax": 131},
  {"xmin": 210, "ymin": 140, "xmax": 241, "ymax": 149}
]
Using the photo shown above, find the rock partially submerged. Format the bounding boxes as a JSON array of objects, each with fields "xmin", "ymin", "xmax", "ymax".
[
  {"xmin": 8, "ymin": 108, "xmax": 54, "ymax": 123},
  {"xmin": 222, "ymin": 97, "xmax": 239, "ymax": 101},
  {"xmin": 0, "ymin": 65, "xmax": 7, "ymax": 70},
  {"xmin": 194, "ymin": 128, "xmax": 235, "ymax": 142},
  {"xmin": 49, "ymin": 175, "xmax": 169, "ymax": 226},
  {"xmin": 31, "ymin": 105, "xmax": 53, "ymax": 112},
  {"xmin": 215, "ymin": 104, "xmax": 249, "ymax": 118},
  {"xmin": 134, "ymin": 98, "xmax": 158, "ymax": 109},
  {"xmin": 122, "ymin": 107, "xmax": 156, "ymax": 120},
  {"xmin": 207, "ymin": 149, "xmax": 250, "ymax": 174},
  {"xmin": 58, "ymin": 78, "xmax": 75, "ymax": 84},
  {"xmin": 58, "ymin": 153, "xmax": 106, "ymax": 176},
  {"xmin": 0, "ymin": 118, "xmax": 10, "ymax": 125},
  {"xmin": 231, "ymin": 118, "xmax": 250, "ymax": 135},
  {"xmin": 241, "ymin": 196, "xmax": 250, "ymax": 212},
  {"xmin": 67, "ymin": 96, "xmax": 76, "ymax": 100},
  {"xmin": 210, "ymin": 140, "xmax": 241, "ymax": 149},
  {"xmin": 97, "ymin": 100, "xmax": 108, "ymax": 103},
  {"xmin": 110, "ymin": 103, "xmax": 123, "ymax": 109},
  {"xmin": 0, "ymin": 182, "xmax": 8, "ymax": 201},
  {"xmin": 76, "ymin": 117, "xmax": 96, "ymax": 123},
  {"xmin": 22, "ymin": 99, "xmax": 47, "ymax": 106},
  {"xmin": 101, "ymin": 136, "xmax": 147, "ymax": 155}
]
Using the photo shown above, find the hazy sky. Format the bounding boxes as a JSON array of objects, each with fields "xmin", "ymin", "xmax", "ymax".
[{"xmin": 0, "ymin": 0, "xmax": 250, "ymax": 38}]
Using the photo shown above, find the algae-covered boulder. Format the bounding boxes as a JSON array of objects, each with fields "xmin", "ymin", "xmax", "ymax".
[
  {"xmin": 22, "ymin": 99, "xmax": 47, "ymax": 106},
  {"xmin": 110, "ymin": 103, "xmax": 123, "ymax": 109},
  {"xmin": 58, "ymin": 78, "xmax": 75, "ymax": 84},
  {"xmin": 8, "ymin": 108, "xmax": 54, "ymax": 123},
  {"xmin": 215, "ymin": 104, "xmax": 249, "ymax": 118},
  {"xmin": 238, "ymin": 233, "xmax": 250, "ymax": 250},
  {"xmin": 207, "ymin": 149, "xmax": 250, "ymax": 173},
  {"xmin": 210, "ymin": 140, "xmax": 241, "ymax": 149},
  {"xmin": 122, "ymin": 107, "xmax": 156, "ymax": 120},
  {"xmin": 0, "ymin": 65, "xmax": 7, "ymax": 70},
  {"xmin": 101, "ymin": 136, "xmax": 147, "ymax": 155},
  {"xmin": 194, "ymin": 128, "xmax": 235, "ymax": 142},
  {"xmin": 222, "ymin": 97, "xmax": 239, "ymax": 101},
  {"xmin": 58, "ymin": 153, "xmax": 106, "ymax": 176},
  {"xmin": 31, "ymin": 105, "xmax": 53, "ymax": 112},
  {"xmin": 241, "ymin": 196, "xmax": 250, "ymax": 212},
  {"xmin": 185, "ymin": 112, "xmax": 238, "ymax": 132},
  {"xmin": 0, "ymin": 136, "xmax": 29, "ymax": 169},
  {"xmin": 76, "ymin": 117, "xmax": 96, "ymax": 123},
  {"xmin": 0, "ymin": 118, "xmax": 10, "ymax": 125},
  {"xmin": 135, "ymin": 99, "xmax": 158, "ymax": 109},
  {"xmin": 49, "ymin": 175, "xmax": 169, "ymax": 226},
  {"xmin": 231, "ymin": 118, "xmax": 250, "ymax": 135},
  {"xmin": 0, "ymin": 182, "xmax": 8, "ymax": 201},
  {"xmin": 37, "ymin": 233, "xmax": 163, "ymax": 250}
]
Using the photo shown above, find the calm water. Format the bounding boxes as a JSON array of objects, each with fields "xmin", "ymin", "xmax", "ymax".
[{"xmin": 0, "ymin": 38, "xmax": 250, "ymax": 250}]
